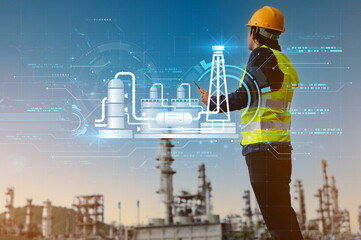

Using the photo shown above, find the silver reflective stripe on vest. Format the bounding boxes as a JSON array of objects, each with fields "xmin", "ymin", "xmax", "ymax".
[
  {"xmin": 242, "ymin": 121, "xmax": 291, "ymax": 132},
  {"xmin": 261, "ymin": 99, "xmax": 291, "ymax": 111}
]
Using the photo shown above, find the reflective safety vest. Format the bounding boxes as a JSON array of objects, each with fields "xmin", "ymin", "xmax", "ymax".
[{"xmin": 240, "ymin": 45, "xmax": 299, "ymax": 146}]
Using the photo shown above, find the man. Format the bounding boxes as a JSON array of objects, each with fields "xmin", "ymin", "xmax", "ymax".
[{"xmin": 197, "ymin": 6, "xmax": 304, "ymax": 240}]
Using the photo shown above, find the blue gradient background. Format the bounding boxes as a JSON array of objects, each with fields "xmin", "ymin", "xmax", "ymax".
[{"xmin": 0, "ymin": 0, "xmax": 360, "ymax": 231}]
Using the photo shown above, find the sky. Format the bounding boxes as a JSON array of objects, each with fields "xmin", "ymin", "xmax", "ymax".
[{"xmin": 0, "ymin": 0, "xmax": 361, "ymax": 232}]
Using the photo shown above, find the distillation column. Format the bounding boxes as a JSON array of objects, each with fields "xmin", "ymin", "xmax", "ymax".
[
  {"xmin": 42, "ymin": 200, "xmax": 53, "ymax": 238},
  {"xmin": 24, "ymin": 199, "xmax": 33, "ymax": 233},
  {"xmin": 5, "ymin": 187, "xmax": 15, "ymax": 228},
  {"xmin": 156, "ymin": 138, "xmax": 175, "ymax": 224},
  {"xmin": 198, "ymin": 163, "xmax": 212, "ymax": 215}
]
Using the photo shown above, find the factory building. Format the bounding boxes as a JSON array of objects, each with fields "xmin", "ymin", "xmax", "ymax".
[
  {"xmin": 133, "ymin": 223, "xmax": 227, "ymax": 240},
  {"xmin": 129, "ymin": 139, "xmax": 230, "ymax": 240}
]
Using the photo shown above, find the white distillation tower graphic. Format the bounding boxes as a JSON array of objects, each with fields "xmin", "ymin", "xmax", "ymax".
[
  {"xmin": 94, "ymin": 46, "xmax": 238, "ymax": 139},
  {"xmin": 95, "ymin": 72, "xmax": 133, "ymax": 138}
]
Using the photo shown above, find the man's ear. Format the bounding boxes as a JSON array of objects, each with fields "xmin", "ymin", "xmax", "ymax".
[{"xmin": 250, "ymin": 28, "xmax": 256, "ymax": 40}]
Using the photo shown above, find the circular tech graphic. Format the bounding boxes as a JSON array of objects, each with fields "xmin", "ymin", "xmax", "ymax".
[
  {"xmin": 70, "ymin": 40, "xmax": 160, "ymax": 123},
  {"xmin": 70, "ymin": 104, "xmax": 88, "ymax": 137},
  {"xmin": 186, "ymin": 60, "xmax": 261, "ymax": 130}
]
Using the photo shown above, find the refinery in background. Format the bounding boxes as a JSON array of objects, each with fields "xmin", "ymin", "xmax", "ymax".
[{"xmin": 1, "ymin": 139, "xmax": 361, "ymax": 240}]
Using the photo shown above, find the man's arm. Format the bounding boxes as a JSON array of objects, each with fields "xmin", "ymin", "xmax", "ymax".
[{"xmin": 207, "ymin": 77, "xmax": 257, "ymax": 112}]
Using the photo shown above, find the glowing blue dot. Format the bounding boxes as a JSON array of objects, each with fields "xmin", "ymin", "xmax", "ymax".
[
  {"xmin": 91, "ymin": 92, "xmax": 94, "ymax": 95},
  {"xmin": 71, "ymin": 57, "xmax": 75, "ymax": 60}
]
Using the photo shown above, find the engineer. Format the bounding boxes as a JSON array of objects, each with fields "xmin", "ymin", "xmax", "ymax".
[{"xmin": 197, "ymin": 6, "xmax": 304, "ymax": 240}]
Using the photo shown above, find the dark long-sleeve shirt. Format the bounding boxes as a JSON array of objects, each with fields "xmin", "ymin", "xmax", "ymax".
[{"xmin": 208, "ymin": 43, "xmax": 293, "ymax": 156}]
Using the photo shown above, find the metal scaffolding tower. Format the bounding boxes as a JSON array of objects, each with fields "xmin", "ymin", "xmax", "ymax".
[
  {"xmin": 73, "ymin": 194, "xmax": 104, "ymax": 237},
  {"xmin": 314, "ymin": 159, "xmax": 352, "ymax": 237},
  {"xmin": 315, "ymin": 188, "xmax": 327, "ymax": 235},
  {"xmin": 294, "ymin": 180, "xmax": 307, "ymax": 230},
  {"xmin": 156, "ymin": 138, "xmax": 175, "ymax": 224},
  {"xmin": 321, "ymin": 159, "xmax": 332, "ymax": 234},
  {"xmin": 331, "ymin": 175, "xmax": 341, "ymax": 234},
  {"xmin": 206, "ymin": 45, "xmax": 230, "ymax": 122},
  {"xmin": 340, "ymin": 209, "xmax": 351, "ymax": 234},
  {"xmin": 242, "ymin": 190, "xmax": 253, "ymax": 228}
]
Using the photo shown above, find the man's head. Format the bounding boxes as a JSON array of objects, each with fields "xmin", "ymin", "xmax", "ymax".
[
  {"xmin": 246, "ymin": 6, "xmax": 284, "ymax": 50},
  {"xmin": 248, "ymin": 27, "xmax": 282, "ymax": 50}
]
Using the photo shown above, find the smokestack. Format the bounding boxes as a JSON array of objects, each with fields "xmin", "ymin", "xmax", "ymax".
[
  {"xmin": 137, "ymin": 200, "xmax": 140, "ymax": 226},
  {"xmin": 358, "ymin": 206, "xmax": 361, "ymax": 232},
  {"xmin": 118, "ymin": 201, "xmax": 122, "ymax": 226},
  {"xmin": 156, "ymin": 138, "xmax": 175, "ymax": 224}
]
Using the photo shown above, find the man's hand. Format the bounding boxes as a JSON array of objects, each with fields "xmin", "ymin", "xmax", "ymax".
[{"xmin": 197, "ymin": 87, "xmax": 213, "ymax": 106}]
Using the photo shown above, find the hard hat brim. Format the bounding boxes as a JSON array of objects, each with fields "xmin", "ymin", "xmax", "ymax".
[{"xmin": 245, "ymin": 23, "xmax": 285, "ymax": 33}]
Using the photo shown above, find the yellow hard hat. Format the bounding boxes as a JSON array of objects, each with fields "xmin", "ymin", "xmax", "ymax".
[{"xmin": 246, "ymin": 6, "xmax": 285, "ymax": 32}]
